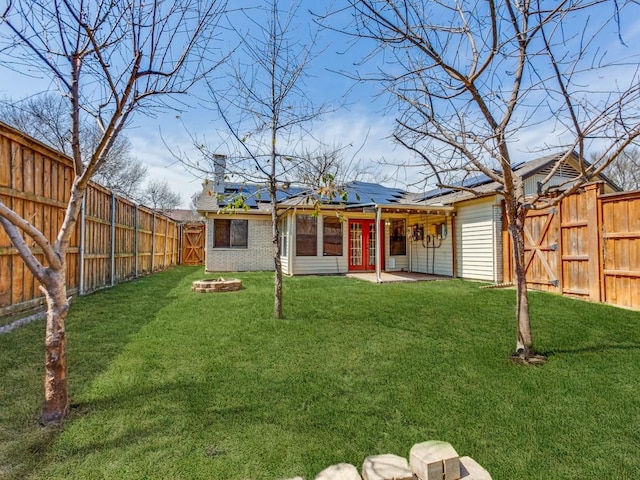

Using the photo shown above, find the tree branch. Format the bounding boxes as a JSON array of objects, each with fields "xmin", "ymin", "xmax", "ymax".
[{"xmin": 0, "ymin": 201, "xmax": 59, "ymax": 274}]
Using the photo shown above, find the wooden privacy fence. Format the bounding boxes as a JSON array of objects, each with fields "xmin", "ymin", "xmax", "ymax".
[
  {"xmin": 0, "ymin": 122, "xmax": 181, "ymax": 320},
  {"xmin": 504, "ymin": 183, "xmax": 640, "ymax": 310}
]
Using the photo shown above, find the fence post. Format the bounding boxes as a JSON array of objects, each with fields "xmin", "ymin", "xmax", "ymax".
[
  {"xmin": 164, "ymin": 217, "xmax": 169, "ymax": 268},
  {"xmin": 178, "ymin": 223, "xmax": 183, "ymax": 265},
  {"xmin": 134, "ymin": 204, "xmax": 139, "ymax": 278},
  {"xmin": 585, "ymin": 183, "xmax": 603, "ymax": 302},
  {"xmin": 151, "ymin": 211, "xmax": 156, "ymax": 272},
  {"xmin": 79, "ymin": 194, "xmax": 86, "ymax": 295},
  {"xmin": 554, "ymin": 201, "xmax": 562, "ymax": 293},
  {"xmin": 111, "ymin": 192, "xmax": 116, "ymax": 286}
]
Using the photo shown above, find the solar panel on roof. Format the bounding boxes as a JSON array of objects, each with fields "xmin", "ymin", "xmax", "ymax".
[{"xmin": 216, "ymin": 180, "xmax": 410, "ymax": 208}]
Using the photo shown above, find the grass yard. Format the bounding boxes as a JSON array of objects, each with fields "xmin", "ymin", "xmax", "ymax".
[{"xmin": 0, "ymin": 266, "xmax": 639, "ymax": 479}]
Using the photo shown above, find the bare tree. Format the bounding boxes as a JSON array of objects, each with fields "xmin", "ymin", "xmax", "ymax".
[
  {"xmin": 0, "ymin": 93, "xmax": 148, "ymax": 199},
  {"xmin": 0, "ymin": 94, "xmax": 71, "ymax": 152},
  {"xmin": 85, "ymin": 128, "xmax": 148, "ymax": 199},
  {"xmin": 597, "ymin": 147, "xmax": 640, "ymax": 191},
  {"xmin": 343, "ymin": 1, "xmax": 640, "ymax": 360},
  {"xmin": 142, "ymin": 179, "xmax": 182, "ymax": 210},
  {"xmin": 185, "ymin": 0, "xmax": 328, "ymax": 319},
  {"xmin": 0, "ymin": 0, "xmax": 225, "ymax": 424},
  {"xmin": 285, "ymin": 146, "xmax": 384, "ymax": 187}
]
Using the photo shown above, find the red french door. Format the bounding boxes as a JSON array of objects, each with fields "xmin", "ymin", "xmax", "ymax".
[{"xmin": 348, "ymin": 219, "xmax": 384, "ymax": 271}]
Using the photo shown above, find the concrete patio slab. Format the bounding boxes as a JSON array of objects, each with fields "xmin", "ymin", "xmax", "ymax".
[{"xmin": 346, "ymin": 272, "xmax": 451, "ymax": 283}]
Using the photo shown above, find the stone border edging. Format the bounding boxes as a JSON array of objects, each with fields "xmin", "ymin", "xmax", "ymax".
[{"xmin": 281, "ymin": 440, "xmax": 491, "ymax": 480}]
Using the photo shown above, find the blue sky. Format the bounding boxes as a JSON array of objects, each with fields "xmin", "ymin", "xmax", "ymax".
[{"xmin": 1, "ymin": 1, "xmax": 640, "ymax": 207}]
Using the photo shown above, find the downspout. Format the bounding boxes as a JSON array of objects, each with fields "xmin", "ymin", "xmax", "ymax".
[
  {"xmin": 375, "ymin": 205, "xmax": 382, "ymax": 283},
  {"xmin": 79, "ymin": 195, "xmax": 86, "ymax": 295}
]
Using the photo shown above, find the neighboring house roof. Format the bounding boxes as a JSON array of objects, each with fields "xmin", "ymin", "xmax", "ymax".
[
  {"xmin": 163, "ymin": 209, "xmax": 204, "ymax": 222},
  {"xmin": 411, "ymin": 151, "xmax": 619, "ymax": 205}
]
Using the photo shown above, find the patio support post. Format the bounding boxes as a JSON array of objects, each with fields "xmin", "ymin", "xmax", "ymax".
[
  {"xmin": 451, "ymin": 213, "xmax": 457, "ymax": 278},
  {"xmin": 290, "ymin": 209, "xmax": 297, "ymax": 275},
  {"xmin": 375, "ymin": 206, "xmax": 382, "ymax": 283}
]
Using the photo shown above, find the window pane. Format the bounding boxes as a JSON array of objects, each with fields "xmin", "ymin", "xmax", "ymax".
[
  {"xmin": 279, "ymin": 217, "xmax": 288, "ymax": 256},
  {"xmin": 214, "ymin": 219, "xmax": 247, "ymax": 248},
  {"xmin": 214, "ymin": 219, "xmax": 230, "ymax": 248},
  {"xmin": 296, "ymin": 215, "xmax": 317, "ymax": 256},
  {"xmin": 390, "ymin": 219, "xmax": 406, "ymax": 256},
  {"xmin": 231, "ymin": 220, "xmax": 248, "ymax": 248},
  {"xmin": 323, "ymin": 216, "xmax": 343, "ymax": 256},
  {"xmin": 350, "ymin": 222, "xmax": 362, "ymax": 266},
  {"xmin": 369, "ymin": 223, "xmax": 376, "ymax": 265}
]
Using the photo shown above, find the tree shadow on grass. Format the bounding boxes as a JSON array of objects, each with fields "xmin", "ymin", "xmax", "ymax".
[
  {"xmin": 67, "ymin": 267, "xmax": 199, "ymax": 387},
  {"xmin": 36, "ymin": 379, "xmax": 258, "ymax": 475},
  {"xmin": 541, "ymin": 342, "xmax": 640, "ymax": 357},
  {"xmin": 1, "ymin": 266, "xmax": 200, "ymax": 480}
]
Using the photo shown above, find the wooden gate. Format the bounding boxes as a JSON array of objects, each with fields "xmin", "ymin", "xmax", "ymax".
[
  {"xmin": 504, "ymin": 184, "xmax": 607, "ymax": 304},
  {"xmin": 181, "ymin": 223, "xmax": 205, "ymax": 265},
  {"xmin": 521, "ymin": 206, "xmax": 562, "ymax": 293}
]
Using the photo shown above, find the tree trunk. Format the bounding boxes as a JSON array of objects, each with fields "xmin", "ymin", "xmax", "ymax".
[
  {"xmin": 270, "ymin": 182, "xmax": 283, "ymax": 319},
  {"xmin": 508, "ymin": 209, "xmax": 533, "ymax": 359},
  {"xmin": 41, "ymin": 268, "xmax": 69, "ymax": 425}
]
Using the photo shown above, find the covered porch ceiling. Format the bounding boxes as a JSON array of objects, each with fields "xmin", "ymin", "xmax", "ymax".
[{"xmin": 344, "ymin": 203, "xmax": 454, "ymax": 216}]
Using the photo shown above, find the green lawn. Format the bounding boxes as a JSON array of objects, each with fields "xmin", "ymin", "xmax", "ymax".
[{"xmin": 1, "ymin": 267, "xmax": 639, "ymax": 479}]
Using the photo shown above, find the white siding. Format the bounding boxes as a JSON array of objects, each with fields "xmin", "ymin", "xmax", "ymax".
[
  {"xmin": 291, "ymin": 214, "xmax": 349, "ymax": 275},
  {"xmin": 492, "ymin": 205, "xmax": 503, "ymax": 283},
  {"xmin": 455, "ymin": 197, "xmax": 501, "ymax": 281},
  {"xmin": 524, "ymin": 173, "xmax": 576, "ymax": 196},
  {"xmin": 407, "ymin": 215, "xmax": 454, "ymax": 276},
  {"xmin": 205, "ymin": 215, "xmax": 273, "ymax": 272}
]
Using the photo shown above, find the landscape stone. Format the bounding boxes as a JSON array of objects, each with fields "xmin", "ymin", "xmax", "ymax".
[
  {"xmin": 409, "ymin": 441, "xmax": 460, "ymax": 480},
  {"xmin": 315, "ymin": 463, "xmax": 362, "ymax": 480},
  {"xmin": 459, "ymin": 457, "xmax": 492, "ymax": 480},
  {"xmin": 444, "ymin": 456, "xmax": 461, "ymax": 480},
  {"xmin": 361, "ymin": 454, "xmax": 414, "ymax": 480}
]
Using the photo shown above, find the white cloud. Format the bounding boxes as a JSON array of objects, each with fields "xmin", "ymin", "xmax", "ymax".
[{"xmin": 128, "ymin": 125, "xmax": 205, "ymax": 208}]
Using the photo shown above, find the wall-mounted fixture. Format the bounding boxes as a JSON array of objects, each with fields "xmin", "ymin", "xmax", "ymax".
[{"xmin": 435, "ymin": 223, "xmax": 447, "ymax": 239}]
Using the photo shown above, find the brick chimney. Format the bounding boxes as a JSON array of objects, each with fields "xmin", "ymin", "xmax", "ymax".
[{"xmin": 213, "ymin": 154, "xmax": 226, "ymax": 194}]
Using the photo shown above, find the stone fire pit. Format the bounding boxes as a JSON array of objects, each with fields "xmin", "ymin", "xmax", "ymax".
[{"xmin": 192, "ymin": 278, "xmax": 242, "ymax": 293}]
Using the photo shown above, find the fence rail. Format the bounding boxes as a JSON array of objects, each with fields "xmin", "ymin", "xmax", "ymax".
[{"xmin": 0, "ymin": 121, "xmax": 180, "ymax": 320}]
